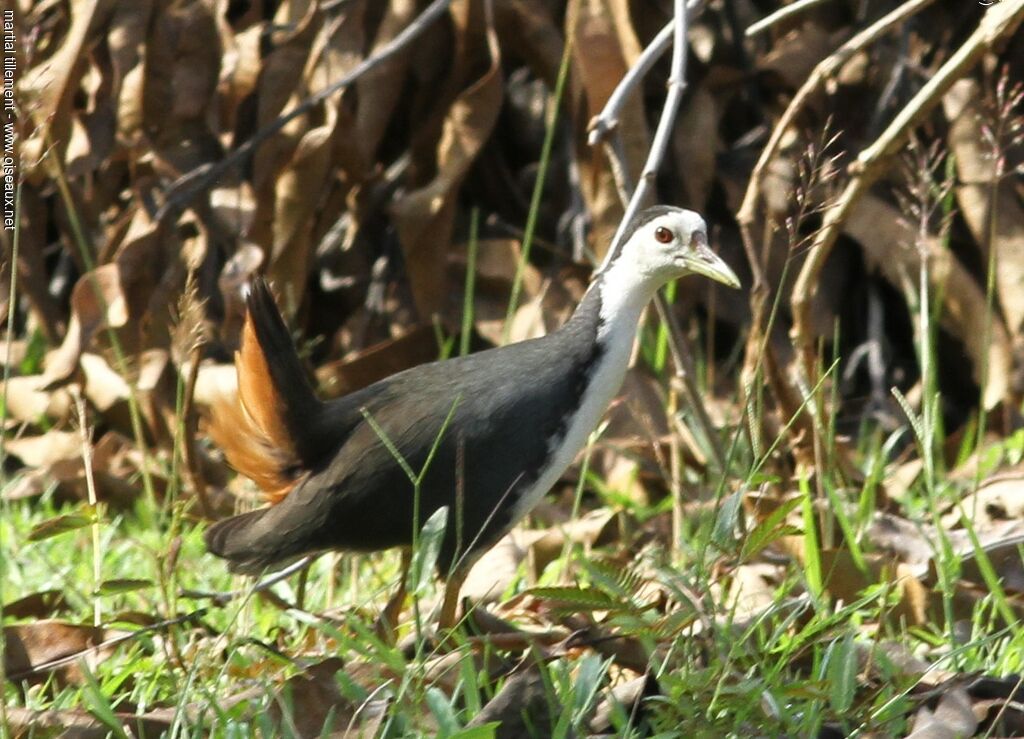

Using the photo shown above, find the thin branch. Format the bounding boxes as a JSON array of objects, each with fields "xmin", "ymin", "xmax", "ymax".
[
  {"xmin": 587, "ymin": 1, "xmax": 725, "ymax": 472},
  {"xmin": 587, "ymin": 21, "xmax": 673, "ymax": 146},
  {"xmin": 745, "ymin": 0, "xmax": 836, "ymax": 38},
  {"xmin": 734, "ymin": 0, "xmax": 939, "ymax": 467},
  {"xmin": 179, "ymin": 555, "xmax": 316, "ymax": 605},
  {"xmin": 736, "ymin": 0, "xmax": 938, "ymax": 286},
  {"xmin": 587, "ymin": 0, "xmax": 704, "ymax": 148},
  {"xmin": 153, "ymin": 0, "xmax": 452, "ymax": 223},
  {"xmin": 598, "ymin": 0, "xmax": 692, "ymax": 273},
  {"xmin": 790, "ymin": 0, "xmax": 1024, "ymax": 378}
]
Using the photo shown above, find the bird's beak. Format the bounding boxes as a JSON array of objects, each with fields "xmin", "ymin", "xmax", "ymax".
[{"xmin": 685, "ymin": 233, "xmax": 741, "ymax": 289}]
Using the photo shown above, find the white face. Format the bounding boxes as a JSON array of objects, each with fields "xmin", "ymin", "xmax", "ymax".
[{"xmin": 617, "ymin": 208, "xmax": 740, "ymax": 288}]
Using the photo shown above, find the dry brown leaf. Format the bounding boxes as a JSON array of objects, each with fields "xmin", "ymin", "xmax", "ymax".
[
  {"xmin": 771, "ymin": 518, "xmax": 931, "ymax": 626},
  {"xmin": 494, "ymin": 0, "xmax": 562, "ymax": 85},
  {"xmin": 210, "ymin": 184, "xmax": 258, "ymax": 236},
  {"xmin": 6, "ymin": 188, "xmax": 65, "ymax": 342},
  {"xmin": 269, "ymin": 658, "xmax": 355, "ymax": 738},
  {"xmin": 867, "ymin": 512, "xmax": 934, "ymax": 568},
  {"xmin": 44, "ymin": 209, "xmax": 167, "ymax": 386},
  {"xmin": 465, "ymin": 668, "xmax": 559, "ymax": 737},
  {"xmin": 906, "ymin": 686, "xmax": 978, "ymax": 739},
  {"xmin": 462, "ymin": 528, "xmax": 547, "ymax": 604},
  {"xmin": 393, "ymin": 0, "xmax": 503, "ymax": 319},
  {"xmin": 3, "ymin": 620, "xmax": 126, "ymax": 685},
  {"xmin": 44, "ymin": 264, "xmax": 129, "ymax": 385},
  {"xmin": 941, "ymin": 474, "xmax": 1024, "ymax": 529},
  {"xmin": 672, "ymin": 82, "xmax": 721, "ymax": 210},
  {"xmin": 266, "ymin": 3, "xmax": 369, "ymax": 305},
  {"xmin": 944, "ymin": 78, "xmax": 1024, "ymax": 340},
  {"xmin": 108, "ymin": 0, "xmax": 155, "ymax": 145},
  {"xmin": 249, "ymin": 2, "xmax": 319, "ymax": 241},
  {"xmin": 6, "ymin": 430, "xmax": 82, "ymax": 468},
  {"xmin": 2, "ymin": 374, "xmax": 73, "ymax": 424},
  {"xmin": 19, "ymin": 0, "xmax": 108, "ymax": 180},
  {"xmin": 756, "ymin": 23, "xmax": 836, "ymax": 90},
  {"xmin": 3, "ymin": 591, "xmax": 72, "ymax": 620},
  {"xmin": 145, "ymin": 2, "xmax": 221, "ymax": 171},
  {"xmin": 80, "ymin": 353, "xmax": 132, "ymax": 429},
  {"xmin": 568, "ymin": 0, "xmax": 647, "ymax": 256},
  {"xmin": 463, "ymin": 508, "xmax": 623, "ymax": 604},
  {"xmin": 822, "ymin": 548, "xmax": 930, "ymax": 626},
  {"xmin": 216, "ymin": 15, "xmax": 264, "ymax": 124},
  {"xmin": 192, "ymin": 362, "xmax": 240, "ymax": 408},
  {"xmin": 724, "ymin": 562, "xmax": 783, "ymax": 621},
  {"xmin": 353, "ymin": 0, "xmax": 418, "ymax": 173},
  {"xmin": 315, "ymin": 324, "xmax": 437, "ymax": 400},
  {"xmin": 953, "ymin": 520, "xmax": 1024, "ymax": 593}
]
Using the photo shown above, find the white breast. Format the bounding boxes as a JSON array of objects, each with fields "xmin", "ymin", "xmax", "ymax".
[{"xmin": 506, "ymin": 300, "xmax": 644, "ymax": 525}]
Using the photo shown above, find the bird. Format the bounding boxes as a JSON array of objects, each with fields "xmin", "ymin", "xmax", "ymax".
[{"xmin": 205, "ymin": 205, "xmax": 740, "ymax": 628}]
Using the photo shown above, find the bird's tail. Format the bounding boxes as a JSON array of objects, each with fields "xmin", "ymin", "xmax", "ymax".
[
  {"xmin": 205, "ymin": 279, "xmax": 327, "ymax": 572},
  {"xmin": 208, "ymin": 278, "xmax": 322, "ymax": 503}
]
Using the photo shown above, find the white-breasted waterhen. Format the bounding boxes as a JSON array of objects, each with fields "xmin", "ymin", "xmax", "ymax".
[{"xmin": 205, "ymin": 205, "xmax": 740, "ymax": 628}]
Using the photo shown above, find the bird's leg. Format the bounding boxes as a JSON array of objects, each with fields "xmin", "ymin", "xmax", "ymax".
[
  {"xmin": 374, "ymin": 548, "xmax": 411, "ymax": 642},
  {"xmin": 438, "ymin": 566, "xmax": 469, "ymax": 631}
]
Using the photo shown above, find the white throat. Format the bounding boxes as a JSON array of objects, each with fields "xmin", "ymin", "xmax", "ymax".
[{"xmin": 595, "ymin": 258, "xmax": 662, "ymax": 345}]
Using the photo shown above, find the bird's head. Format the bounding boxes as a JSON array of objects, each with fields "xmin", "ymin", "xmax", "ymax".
[{"xmin": 612, "ymin": 206, "xmax": 740, "ymax": 289}]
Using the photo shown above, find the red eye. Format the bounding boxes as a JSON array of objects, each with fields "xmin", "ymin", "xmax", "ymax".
[{"xmin": 654, "ymin": 226, "xmax": 673, "ymax": 244}]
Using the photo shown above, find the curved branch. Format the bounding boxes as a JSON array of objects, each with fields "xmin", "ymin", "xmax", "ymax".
[
  {"xmin": 598, "ymin": 0, "xmax": 691, "ymax": 273},
  {"xmin": 789, "ymin": 0, "xmax": 1024, "ymax": 376}
]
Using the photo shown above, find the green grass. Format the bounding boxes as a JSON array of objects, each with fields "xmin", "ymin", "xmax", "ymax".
[
  {"xmin": 5, "ymin": 48, "xmax": 1024, "ymax": 739},
  {"xmin": 3, "ymin": 365, "xmax": 1024, "ymax": 737}
]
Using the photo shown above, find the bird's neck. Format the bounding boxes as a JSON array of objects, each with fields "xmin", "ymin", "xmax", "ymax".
[
  {"xmin": 552, "ymin": 261, "xmax": 660, "ymax": 397},
  {"xmin": 591, "ymin": 261, "xmax": 660, "ymax": 348}
]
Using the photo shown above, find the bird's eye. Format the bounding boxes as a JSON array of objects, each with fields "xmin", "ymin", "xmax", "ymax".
[{"xmin": 654, "ymin": 226, "xmax": 674, "ymax": 244}]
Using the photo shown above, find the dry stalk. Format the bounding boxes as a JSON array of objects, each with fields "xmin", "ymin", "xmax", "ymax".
[
  {"xmin": 736, "ymin": 0, "xmax": 940, "ymax": 432},
  {"xmin": 736, "ymin": 0, "xmax": 940, "ymax": 272},
  {"xmin": 174, "ymin": 271, "xmax": 212, "ymax": 517},
  {"xmin": 790, "ymin": 0, "xmax": 1024, "ymax": 384},
  {"xmin": 71, "ymin": 386, "xmax": 102, "ymax": 627},
  {"xmin": 598, "ymin": 0, "xmax": 693, "ymax": 272},
  {"xmin": 745, "ymin": 0, "xmax": 837, "ymax": 38},
  {"xmin": 586, "ymin": 0, "xmax": 735, "ymax": 562}
]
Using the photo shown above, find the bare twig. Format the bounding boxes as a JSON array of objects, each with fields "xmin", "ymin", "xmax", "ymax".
[
  {"xmin": 71, "ymin": 387, "xmax": 102, "ymax": 628},
  {"xmin": 587, "ymin": 0, "xmax": 705, "ymax": 149},
  {"xmin": 745, "ymin": 0, "xmax": 837, "ymax": 38},
  {"xmin": 179, "ymin": 555, "xmax": 316, "ymax": 605},
  {"xmin": 736, "ymin": 0, "xmax": 939, "ymax": 291},
  {"xmin": 5, "ymin": 610, "xmax": 208, "ymax": 681},
  {"xmin": 654, "ymin": 294, "xmax": 727, "ymax": 468},
  {"xmin": 598, "ymin": 0, "xmax": 693, "ymax": 272},
  {"xmin": 587, "ymin": 21, "xmax": 673, "ymax": 146},
  {"xmin": 733, "ymin": 0, "xmax": 944, "ymax": 465},
  {"xmin": 153, "ymin": 0, "xmax": 452, "ymax": 223},
  {"xmin": 790, "ymin": 0, "xmax": 1024, "ymax": 379},
  {"xmin": 586, "ymin": 2, "xmax": 726, "ymax": 474}
]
